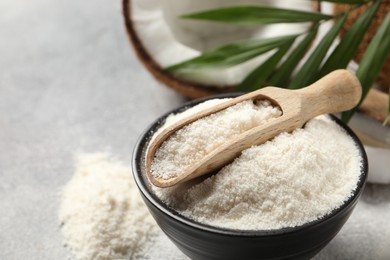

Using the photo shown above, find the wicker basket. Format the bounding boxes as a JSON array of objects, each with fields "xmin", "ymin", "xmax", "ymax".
[{"xmin": 334, "ymin": 1, "xmax": 390, "ymax": 91}]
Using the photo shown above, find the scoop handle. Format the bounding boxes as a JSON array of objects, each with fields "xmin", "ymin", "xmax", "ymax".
[{"xmin": 296, "ymin": 70, "xmax": 362, "ymax": 119}]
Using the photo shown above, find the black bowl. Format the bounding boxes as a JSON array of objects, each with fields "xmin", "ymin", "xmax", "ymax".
[{"xmin": 132, "ymin": 93, "xmax": 368, "ymax": 260}]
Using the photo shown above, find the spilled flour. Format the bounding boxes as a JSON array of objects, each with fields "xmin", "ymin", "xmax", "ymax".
[{"xmin": 59, "ymin": 153, "xmax": 159, "ymax": 259}]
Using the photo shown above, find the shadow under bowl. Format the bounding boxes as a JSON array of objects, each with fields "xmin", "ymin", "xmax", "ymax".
[{"xmin": 132, "ymin": 93, "xmax": 368, "ymax": 260}]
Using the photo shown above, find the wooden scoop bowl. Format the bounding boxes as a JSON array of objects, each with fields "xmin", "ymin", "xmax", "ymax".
[{"xmin": 146, "ymin": 70, "xmax": 362, "ymax": 188}]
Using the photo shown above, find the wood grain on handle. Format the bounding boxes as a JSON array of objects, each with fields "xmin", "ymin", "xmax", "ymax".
[{"xmin": 297, "ymin": 70, "xmax": 362, "ymax": 118}]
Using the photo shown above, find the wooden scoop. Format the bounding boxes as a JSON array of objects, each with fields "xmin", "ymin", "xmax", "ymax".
[{"xmin": 146, "ymin": 70, "xmax": 362, "ymax": 188}]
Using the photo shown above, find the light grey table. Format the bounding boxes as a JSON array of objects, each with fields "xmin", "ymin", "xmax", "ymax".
[{"xmin": 1, "ymin": 1, "xmax": 389, "ymax": 259}]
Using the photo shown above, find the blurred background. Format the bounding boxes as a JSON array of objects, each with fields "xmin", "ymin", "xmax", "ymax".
[{"xmin": 0, "ymin": 0, "xmax": 389, "ymax": 259}]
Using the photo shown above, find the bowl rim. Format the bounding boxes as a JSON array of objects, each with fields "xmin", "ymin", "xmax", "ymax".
[{"xmin": 132, "ymin": 93, "xmax": 368, "ymax": 238}]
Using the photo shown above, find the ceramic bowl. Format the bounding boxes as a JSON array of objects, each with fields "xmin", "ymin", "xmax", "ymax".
[{"xmin": 132, "ymin": 93, "xmax": 368, "ymax": 260}]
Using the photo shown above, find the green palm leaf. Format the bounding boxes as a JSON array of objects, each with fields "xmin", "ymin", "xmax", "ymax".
[
  {"xmin": 288, "ymin": 12, "xmax": 348, "ymax": 89},
  {"xmin": 164, "ymin": 0, "xmax": 389, "ymax": 124},
  {"xmin": 342, "ymin": 11, "xmax": 390, "ymax": 123},
  {"xmin": 165, "ymin": 35, "xmax": 298, "ymax": 73},
  {"xmin": 268, "ymin": 24, "xmax": 319, "ymax": 87},
  {"xmin": 181, "ymin": 6, "xmax": 333, "ymax": 25},
  {"xmin": 237, "ymin": 40, "xmax": 295, "ymax": 92},
  {"xmin": 318, "ymin": 0, "xmax": 380, "ymax": 77}
]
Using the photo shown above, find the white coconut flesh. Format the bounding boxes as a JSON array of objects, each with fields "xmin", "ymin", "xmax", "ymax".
[{"xmin": 130, "ymin": 0, "xmax": 315, "ymax": 87}]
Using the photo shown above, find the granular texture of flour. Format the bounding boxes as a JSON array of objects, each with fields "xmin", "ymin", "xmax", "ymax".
[
  {"xmin": 151, "ymin": 99, "xmax": 281, "ymax": 180},
  {"xmin": 151, "ymin": 100, "xmax": 363, "ymax": 231},
  {"xmin": 59, "ymin": 153, "xmax": 158, "ymax": 260}
]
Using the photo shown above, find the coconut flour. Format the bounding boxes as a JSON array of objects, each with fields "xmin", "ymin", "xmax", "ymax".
[
  {"xmin": 151, "ymin": 99, "xmax": 282, "ymax": 180},
  {"xmin": 59, "ymin": 153, "xmax": 158, "ymax": 259},
  {"xmin": 151, "ymin": 98, "xmax": 363, "ymax": 230}
]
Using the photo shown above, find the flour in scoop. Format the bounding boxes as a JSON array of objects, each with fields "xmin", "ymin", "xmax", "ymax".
[
  {"xmin": 151, "ymin": 99, "xmax": 363, "ymax": 230},
  {"xmin": 151, "ymin": 99, "xmax": 282, "ymax": 180}
]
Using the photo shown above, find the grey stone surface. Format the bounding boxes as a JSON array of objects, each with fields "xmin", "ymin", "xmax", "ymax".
[{"xmin": 0, "ymin": 0, "xmax": 389, "ymax": 259}]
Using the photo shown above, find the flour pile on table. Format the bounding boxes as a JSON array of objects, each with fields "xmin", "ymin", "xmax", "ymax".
[{"xmin": 59, "ymin": 153, "xmax": 160, "ymax": 259}]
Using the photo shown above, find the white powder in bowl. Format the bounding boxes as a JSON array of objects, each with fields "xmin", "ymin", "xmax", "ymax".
[
  {"xmin": 151, "ymin": 99, "xmax": 282, "ymax": 180},
  {"xmin": 59, "ymin": 153, "xmax": 158, "ymax": 259},
  {"xmin": 151, "ymin": 99, "xmax": 363, "ymax": 231}
]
